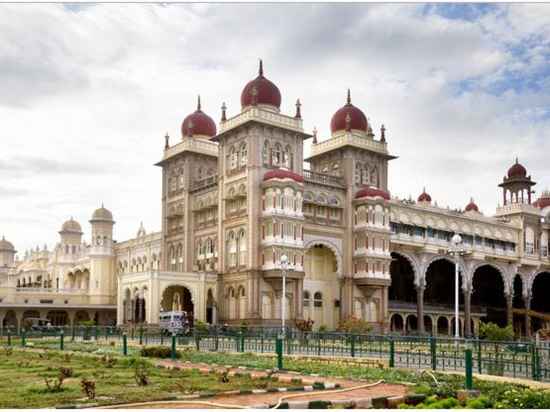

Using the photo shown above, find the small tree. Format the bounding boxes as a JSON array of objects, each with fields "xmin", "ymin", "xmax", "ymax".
[{"xmin": 479, "ymin": 322, "xmax": 514, "ymax": 376}]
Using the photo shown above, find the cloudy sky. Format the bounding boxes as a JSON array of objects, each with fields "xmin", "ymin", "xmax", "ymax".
[{"xmin": 2, "ymin": 3, "xmax": 550, "ymax": 254}]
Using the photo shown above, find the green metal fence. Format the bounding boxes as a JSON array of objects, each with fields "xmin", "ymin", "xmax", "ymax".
[{"xmin": 1, "ymin": 326, "xmax": 547, "ymax": 382}]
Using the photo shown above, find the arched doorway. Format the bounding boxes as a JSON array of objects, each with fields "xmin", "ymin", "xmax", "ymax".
[
  {"xmin": 75, "ymin": 311, "xmax": 90, "ymax": 325},
  {"xmin": 161, "ymin": 285, "xmax": 194, "ymax": 326},
  {"xmin": 471, "ymin": 265, "xmax": 507, "ymax": 327},
  {"xmin": 406, "ymin": 314, "xmax": 418, "ymax": 334},
  {"xmin": 531, "ymin": 272, "xmax": 550, "ymax": 333},
  {"xmin": 390, "ymin": 313, "xmax": 404, "ymax": 333},
  {"xmin": 437, "ymin": 316, "xmax": 449, "ymax": 335},
  {"xmin": 304, "ymin": 244, "xmax": 339, "ymax": 330},
  {"xmin": 206, "ymin": 289, "xmax": 215, "ymax": 324},
  {"xmin": 389, "ymin": 253, "xmax": 416, "ymax": 304},
  {"xmin": 424, "ymin": 315, "xmax": 433, "ymax": 335}
]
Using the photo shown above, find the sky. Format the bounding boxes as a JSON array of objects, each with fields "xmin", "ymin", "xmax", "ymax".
[{"xmin": 2, "ymin": 3, "xmax": 550, "ymax": 254}]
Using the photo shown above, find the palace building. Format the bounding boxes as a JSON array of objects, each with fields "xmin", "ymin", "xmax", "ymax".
[{"xmin": 1, "ymin": 61, "xmax": 550, "ymax": 337}]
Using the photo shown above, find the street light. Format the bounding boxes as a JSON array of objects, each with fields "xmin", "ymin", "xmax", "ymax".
[
  {"xmin": 280, "ymin": 254, "xmax": 288, "ymax": 338},
  {"xmin": 450, "ymin": 233, "xmax": 463, "ymax": 340}
]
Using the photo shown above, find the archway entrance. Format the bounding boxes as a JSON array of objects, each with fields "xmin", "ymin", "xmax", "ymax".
[
  {"xmin": 3, "ymin": 311, "xmax": 17, "ymax": 330},
  {"xmin": 390, "ymin": 313, "xmax": 404, "ymax": 333},
  {"xmin": 161, "ymin": 285, "xmax": 194, "ymax": 326},
  {"xmin": 304, "ymin": 244, "xmax": 339, "ymax": 331},
  {"xmin": 47, "ymin": 311, "xmax": 68, "ymax": 326},
  {"xmin": 206, "ymin": 289, "xmax": 215, "ymax": 324},
  {"xmin": 389, "ymin": 253, "xmax": 416, "ymax": 304},
  {"xmin": 531, "ymin": 272, "xmax": 550, "ymax": 333},
  {"xmin": 471, "ymin": 265, "xmax": 507, "ymax": 327}
]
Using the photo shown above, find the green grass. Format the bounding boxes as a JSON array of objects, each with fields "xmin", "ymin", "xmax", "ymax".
[{"xmin": 0, "ymin": 349, "xmax": 286, "ymax": 408}]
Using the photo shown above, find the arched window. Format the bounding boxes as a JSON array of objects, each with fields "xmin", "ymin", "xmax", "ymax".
[
  {"xmin": 238, "ymin": 230, "xmax": 247, "ymax": 266},
  {"xmin": 239, "ymin": 143, "xmax": 247, "ymax": 167},
  {"xmin": 283, "ymin": 145, "xmax": 292, "ymax": 168},
  {"xmin": 262, "ymin": 141, "xmax": 270, "ymax": 165},
  {"xmin": 227, "ymin": 231, "xmax": 237, "ymax": 267},
  {"xmin": 314, "ymin": 292, "xmax": 323, "ymax": 308},
  {"xmin": 303, "ymin": 291, "xmax": 310, "ymax": 307},
  {"xmin": 272, "ymin": 144, "xmax": 282, "ymax": 166}
]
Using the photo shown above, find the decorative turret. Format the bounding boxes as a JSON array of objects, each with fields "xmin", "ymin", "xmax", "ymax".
[
  {"xmin": 90, "ymin": 204, "xmax": 115, "ymax": 250},
  {"xmin": 0, "ymin": 236, "xmax": 16, "ymax": 268},
  {"xmin": 499, "ymin": 158, "xmax": 536, "ymax": 205},
  {"xmin": 181, "ymin": 95, "xmax": 217, "ymax": 139},
  {"xmin": 330, "ymin": 89, "xmax": 368, "ymax": 136},
  {"xmin": 417, "ymin": 188, "xmax": 432, "ymax": 204}
]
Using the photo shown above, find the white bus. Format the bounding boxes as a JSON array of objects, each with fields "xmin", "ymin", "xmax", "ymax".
[{"xmin": 159, "ymin": 311, "xmax": 190, "ymax": 335}]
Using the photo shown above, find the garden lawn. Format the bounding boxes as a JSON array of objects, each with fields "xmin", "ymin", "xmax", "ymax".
[{"xmin": 0, "ymin": 348, "xmax": 287, "ymax": 408}]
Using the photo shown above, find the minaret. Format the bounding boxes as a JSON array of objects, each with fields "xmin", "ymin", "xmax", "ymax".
[{"xmin": 88, "ymin": 204, "xmax": 116, "ymax": 305}]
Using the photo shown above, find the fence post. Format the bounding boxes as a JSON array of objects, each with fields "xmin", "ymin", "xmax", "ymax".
[
  {"xmin": 430, "ymin": 336, "xmax": 437, "ymax": 370},
  {"xmin": 350, "ymin": 334, "xmax": 356, "ymax": 358},
  {"xmin": 171, "ymin": 333, "xmax": 177, "ymax": 361},
  {"xmin": 60, "ymin": 329, "xmax": 64, "ymax": 351},
  {"xmin": 139, "ymin": 326, "xmax": 143, "ymax": 346},
  {"xmin": 276, "ymin": 335, "xmax": 284, "ymax": 370},
  {"xmin": 195, "ymin": 331, "xmax": 200, "ymax": 351},
  {"xmin": 477, "ymin": 339, "xmax": 482, "ymax": 374},
  {"xmin": 7, "ymin": 329, "xmax": 11, "ymax": 347},
  {"xmin": 465, "ymin": 348, "xmax": 473, "ymax": 390},
  {"xmin": 215, "ymin": 330, "xmax": 219, "ymax": 352},
  {"xmin": 240, "ymin": 332, "xmax": 245, "ymax": 353},
  {"xmin": 122, "ymin": 333, "xmax": 128, "ymax": 356},
  {"xmin": 21, "ymin": 328, "xmax": 26, "ymax": 347},
  {"xmin": 531, "ymin": 344, "xmax": 540, "ymax": 381},
  {"xmin": 389, "ymin": 338, "xmax": 395, "ymax": 368},
  {"xmin": 71, "ymin": 324, "xmax": 75, "ymax": 342},
  {"xmin": 160, "ymin": 332, "xmax": 164, "ymax": 346}
]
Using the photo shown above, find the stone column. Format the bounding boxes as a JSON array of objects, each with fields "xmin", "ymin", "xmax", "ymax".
[
  {"xmin": 464, "ymin": 287, "xmax": 472, "ymax": 337},
  {"xmin": 416, "ymin": 286, "xmax": 425, "ymax": 334},
  {"xmin": 506, "ymin": 292, "xmax": 513, "ymax": 327},
  {"xmin": 525, "ymin": 295, "xmax": 532, "ymax": 338}
]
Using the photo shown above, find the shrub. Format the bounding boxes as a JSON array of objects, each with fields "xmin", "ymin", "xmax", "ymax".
[
  {"xmin": 140, "ymin": 346, "xmax": 179, "ymax": 359},
  {"xmin": 100, "ymin": 354, "xmax": 117, "ymax": 368},
  {"xmin": 219, "ymin": 370, "xmax": 230, "ymax": 383},
  {"xmin": 194, "ymin": 320, "xmax": 209, "ymax": 334},
  {"xmin": 295, "ymin": 319, "xmax": 314, "ymax": 332},
  {"xmin": 466, "ymin": 396, "xmax": 493, "ymax": 409},
  {"xmin": 479, "ymin": 322, "xmax": 514, "ymax": 341},
  {"xmin": 80, "ymin": 378, "xmax": 96, "ymax": 400},
  {"xmin": 44, "ymin": 367, "xmax": 73, "ymax": 392},
  {"xmin": 132, "ymin": 358, "xmax": 150, "ymax": 386},
  {"xmin": 337, "ymin": 316, "xmax": 372, "ymax": 334}
]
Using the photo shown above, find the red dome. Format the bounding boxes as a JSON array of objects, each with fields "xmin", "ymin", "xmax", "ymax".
[
  {"xmin": 241, "ymin": 60, "xmax": 281, "ymax": 110},
  {"xmin": 263, "ymin": 168, "xmax": 304, "ymax": 183},
  {"xmin": 355, "ymin": 186, "xmax": 390, "ymax": 200},
  {"xmin": 181, "ymin": 96, "xmax": 217, "ymax": 138},
  {"xmin": 507, "ymin": 158, "xmax": 527, "ymax": 179},
  {"xmin": 418, "ymin": 188, "xmax": 432, "ymax": 203},
  {"xmin": 534, "ymin": 190, "xmax": 550, "ymax": 209},
  {"xmin": 330, "ymin": 90, "xmax": 368, "ymax": 134},
  {"xmin": 465, "ymin": 198, "xmax": 479, "ymax": 212}
]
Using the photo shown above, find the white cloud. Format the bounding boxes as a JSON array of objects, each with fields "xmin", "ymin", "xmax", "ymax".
[{"xmin": 1, "ymin": 4, "xmax": 550, "ymax": 252}]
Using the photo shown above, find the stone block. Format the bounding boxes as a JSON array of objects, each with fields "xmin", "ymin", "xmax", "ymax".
[
  {"xmin": 371, "ymin": 396, "xmax": 388, "ymax": 408},
  {"xmin": 386, "ymin": 395, "xmax": 406, "ymax": 409}
]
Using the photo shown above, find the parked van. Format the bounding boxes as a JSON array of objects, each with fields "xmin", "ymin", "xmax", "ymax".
[
  {"xmin": 23, "ymin": 317, "xmax": 55, "ymax": 332},
  {"xmin": 159, "ymin": 311, "xmax": 190, "ymax": 335}
]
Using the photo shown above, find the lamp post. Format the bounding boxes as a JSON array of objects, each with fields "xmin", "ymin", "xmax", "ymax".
[
  {"xmin": 451, "ymin": 233, "xmax": 463, "ymax": 340},
  {"xmin": 280, "ymin": 254, "xmax": 288, "ymax": 338}
]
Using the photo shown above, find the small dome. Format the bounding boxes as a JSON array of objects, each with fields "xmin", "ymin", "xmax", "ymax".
[
  {"xmin": 507, "ymin": 158, "xmax": 527, "ymax": 179},
  {"xmin": 263, "ymin": 168, "xmax": 304, "ymax": 183},
  {"xmin": 0, "ymin": 236, "xmax": 15, "ymax": 252},
  {"xmin": 534, "ymin": 190, "xmax": 550, "ymax": 209},
  {"xmin": 418, "ymin": 188, "xmax": 432, "ymax": 203},
  {"xmin": 91, "ymin": 204, "xmax": 113, "ymax": 222},
  {"xmin": 465, "ymin": 198, "xmax": 479, "ymax": 212},
  {"xmin": 241, "ymin": 60, "xmax": 281, "ymax": 110},
  {"xmin": 355, "ymin": 186, "xmax": 390, "ymax": 201},
  {"xmin": 61, "ymin": 218, "xmax": 82, "ymax": 233},
  {"xmin": 330, "ymin": 90, "xmax": 368, "ymax": 134},
  {"xmin": 181, "ymin": 96, "xmax": 217, "ymax": 138}
]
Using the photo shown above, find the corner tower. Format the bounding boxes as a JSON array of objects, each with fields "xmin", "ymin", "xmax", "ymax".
[{"xmin": 213, "ymin": 60, "xmax": 311, "ymax": 324}]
